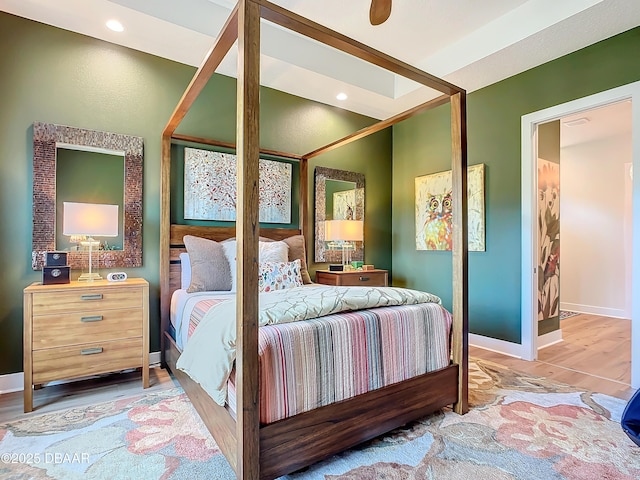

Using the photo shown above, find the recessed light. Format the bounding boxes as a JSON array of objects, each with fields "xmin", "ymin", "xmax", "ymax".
[
  {"xmin": 106, "ymin": 20, "xmax": 124, "ymax": 32},
  {"xmin": 336, "ymin": 93, "xmax": 348, "ymax": 101},
  {"xmin": 563, "ymin": 117, "xmax": 590, "ymax": 127}
]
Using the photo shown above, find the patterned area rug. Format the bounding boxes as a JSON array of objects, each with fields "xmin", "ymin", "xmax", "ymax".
[
  {"xmin": 559, "ymin": 310, "xmax": 581, "ymax": 320},
  {"xmin": 1, "ymin": 360, "xmax": 639, "ymax": 479}
]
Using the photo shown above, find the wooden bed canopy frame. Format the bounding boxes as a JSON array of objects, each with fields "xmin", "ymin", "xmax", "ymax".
[{"xmin": 159, "ymin": 1, "xmax": 468, "ymax": 478}]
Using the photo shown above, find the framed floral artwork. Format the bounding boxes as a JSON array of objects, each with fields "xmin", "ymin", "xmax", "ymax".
[
  {"xmin": 538, "ymin": 158, "xmax": 560, "ymax": 321},
  {"xmin": 184, "ymin": 147, "xmax": 292, "ymax": 223}
]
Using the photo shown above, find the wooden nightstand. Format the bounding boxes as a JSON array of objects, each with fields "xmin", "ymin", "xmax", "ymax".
[
  {"xmin": 23, "ymin": 278, "xmax": 149, "ymax": 413},
  {"xmin": 316, "ymin": 269, "xmax": 388, "ymax": 287}
]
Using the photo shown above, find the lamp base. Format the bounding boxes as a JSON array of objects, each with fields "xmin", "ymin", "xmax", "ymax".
[{"xmin": 78, "ymin": 272, "xmax": 103, "ymax": 282}]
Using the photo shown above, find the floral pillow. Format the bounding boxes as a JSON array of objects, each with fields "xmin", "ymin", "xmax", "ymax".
[{"xmin": 259, "ymin": 259, "xmax": 303, "ymax": 293}]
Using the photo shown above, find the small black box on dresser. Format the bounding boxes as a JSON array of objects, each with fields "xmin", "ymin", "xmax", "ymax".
[
  {"xmin": 45, "ymin": 251, "xmax": 67, "ymax": 266},
  {"xmin": 42, "ymin": 251, "xmax": 70, "ymax": 284},
  {"xmin": 42, "ymin": 266, "xmax": 70, "ymax": 285}
]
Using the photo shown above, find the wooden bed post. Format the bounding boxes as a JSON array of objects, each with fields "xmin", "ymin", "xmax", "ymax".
[
  {"xmin": 160, "ymin": 134, "xmax": 172, "ymax": 363},
  {"xmin": 451, "ymin": 92, "xmax": 469, "ymax": 415},
  {"xmin": 159, "ymin": 4, "xmax": 239, "ymax": 365},
  {"xmin": 235, "ymin": 0, "xmax": 261, "ymax": 478}
]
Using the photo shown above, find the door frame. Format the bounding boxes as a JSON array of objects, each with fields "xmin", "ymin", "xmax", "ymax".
[{"xmin": 521, "ymin": 81, "xmax": 640, "ymax": 389}]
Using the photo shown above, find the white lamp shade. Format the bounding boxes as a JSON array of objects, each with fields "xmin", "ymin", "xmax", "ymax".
[
  {"xmin": 63, "ymin": 202, "xmax": 119, "ymax": 237},
  {"xmin": 325, "ymin": 220, "xmax": 363, "ymax": 242}
]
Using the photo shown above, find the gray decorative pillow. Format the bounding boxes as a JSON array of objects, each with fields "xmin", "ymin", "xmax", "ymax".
[{"xmin": 183, "ymin": 235, "xmax": 232, "ymax": 292}]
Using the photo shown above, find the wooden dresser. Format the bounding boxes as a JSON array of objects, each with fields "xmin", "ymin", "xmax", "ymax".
[
  {"xmin": 315, "ymin": 269, "xmax": 388, "ymax": 287},
  {"xmin": 23, "ymin": 278, "xmax": 149, "ymax": 412}
]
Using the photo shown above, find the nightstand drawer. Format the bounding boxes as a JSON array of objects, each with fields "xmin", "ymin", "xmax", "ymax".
[
  {"xmin": 32, "ymin": 308, "xmax": 143, "ymax": 349},
  {"xmin": 338, "ymin": 272, "xmax": 387, "ymax": 286},
  {"xmin": 31, "ymin": 287, "xmax": 142, "ymax": 315},
  {"xmin": 316, "ymin": 269, "xmax": 388, "ymax": 287},
  {"xmin": 32, "ymin": 337, "xmax": 143, "ymax": 384}
]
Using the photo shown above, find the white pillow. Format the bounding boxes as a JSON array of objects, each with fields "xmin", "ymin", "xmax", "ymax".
[
  {"xmin": 222, "ymin": 240, "xmax": 289, "ymax": 291},
  {"xmin": 180, "ymin": 252, "xmax": 191, "ymax": 290}
]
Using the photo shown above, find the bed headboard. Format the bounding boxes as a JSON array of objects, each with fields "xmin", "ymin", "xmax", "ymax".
[{"xmin": 168, "ymin": 224, "xmax": 303, "ymax": 298}]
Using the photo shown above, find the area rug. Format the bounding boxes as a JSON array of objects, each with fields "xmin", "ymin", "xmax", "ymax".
[
  {"xmin": 1, "ymin": 360, "xmax": 639, "ymax": 480},
  {"xmin": 559, "ymin": 310, "xmax": 581, "ymax": 320}
]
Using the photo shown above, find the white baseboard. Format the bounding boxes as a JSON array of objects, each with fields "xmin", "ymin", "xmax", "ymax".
[
  {"xmin": 149, "ymin": 351, "xmax": 161, "ymax": 367},
  {"xmin": 0, "ymin": 351, "xmax": 162, "ymax": 394},
  {"xmin": 560, "ymin": 302, "xmax": 628, "ymax": 319},
  {"xmin": 469, "ymin": 333, "xmax": 524, "ymax": 359},
  {"xmin": 538, "ymin": 329, "xmax": 563, "ymax": 350},
  {"xmin": 0, "ymin": 372, "xmax": 24, "ymax": 395}
]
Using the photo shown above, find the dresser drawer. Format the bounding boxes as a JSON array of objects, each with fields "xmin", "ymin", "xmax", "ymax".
[
  {"xmin": 32, "ymin": 308, "xmax": 143, "ymax": 350},
  {"xmin": 31, "ymin": 287, "xmax": 142, "ymax": 315},
  {"xmin": 337, "ymin": 272, "xmax": 387, "ymax": 286},
  {"xmin": 32, "ymin": 337, "xmax": 143, "ymax": 384}
]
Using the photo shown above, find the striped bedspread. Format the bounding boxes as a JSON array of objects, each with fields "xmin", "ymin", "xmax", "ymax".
[{"xmin": 191, "ymin": 300, "xmax": 452, "ymax": 424}]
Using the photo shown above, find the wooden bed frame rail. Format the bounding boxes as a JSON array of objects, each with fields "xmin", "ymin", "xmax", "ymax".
[
  {"xmin": 165, "ymin": 330, "xmax": 458, "ymax": 479},
  {"xmin": 160, "ymin": 0, "xmax": 468, "ymax": 478}
]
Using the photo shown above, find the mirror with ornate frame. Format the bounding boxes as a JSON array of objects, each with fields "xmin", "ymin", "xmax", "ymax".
[
  {"xmin": 314, "ymin": 166, "xmax": 365, "ymax": 263},
  {"xmin": 32, "ymin": 122, "xmax": 143, "ymax": 270}
]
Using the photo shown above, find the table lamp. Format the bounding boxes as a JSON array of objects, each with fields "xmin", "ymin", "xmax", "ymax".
[
  {"xmin": 324, "ymin": 219, "xmax": 363, "ymax": 267},
  {"xmin": 63, "ymin": 202, "xmax": 119, "ymax": 281}
]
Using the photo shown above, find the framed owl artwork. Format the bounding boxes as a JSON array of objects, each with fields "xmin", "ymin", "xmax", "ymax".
[{"xmin": 415, "ymin": 164, "xmax": 485, "ymax": 251}]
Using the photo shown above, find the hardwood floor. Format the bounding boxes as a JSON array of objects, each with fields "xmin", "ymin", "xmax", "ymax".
[
  {"xmin": 1, "ymin": 317, "xmax": 636, "ymax": 424},
  {"xmin": 0, "ymin": 366, "xmax": 177, "ymax": 424},
  {"xmin": 472, "ymin": 313, "xmax": 636, "ymax": 401},
  {"xmin": 538, "ymin": 313, "xmax": 631, "ymax": 384}
]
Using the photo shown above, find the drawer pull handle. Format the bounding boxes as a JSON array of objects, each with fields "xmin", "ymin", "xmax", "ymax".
[
  {"xmin": 81, "ymin": 294, "xmax": 103, "ymax": 301},
  {"xmin": 81, "ymin": 315, "xmax": 103, "ymax": 323},
  {"xmin": 80, "ymin": 347, "xmax": 103, "ymax": 355},
  {"xmin": 359, "ymin": 276, "xmax": 370, "ymax": 282}
]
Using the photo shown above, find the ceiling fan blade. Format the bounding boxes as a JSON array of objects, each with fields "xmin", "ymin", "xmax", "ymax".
[{"xmin": 370, "ymin": 0, "xmax": 392, "ymax": 25}]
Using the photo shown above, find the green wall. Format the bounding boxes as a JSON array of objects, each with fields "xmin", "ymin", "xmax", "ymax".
[
  {"xmin": 0, "ymin": 12, "xmax": 392, "ymax": 375},
  {"xmin": 392, "ymin": 27, "xmax": 640, "ymax": 343}
]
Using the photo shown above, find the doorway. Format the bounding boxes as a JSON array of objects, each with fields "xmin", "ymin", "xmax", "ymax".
[{"xmin": 521, "ymin": 81, "xmax": 640, "ymax": 389}]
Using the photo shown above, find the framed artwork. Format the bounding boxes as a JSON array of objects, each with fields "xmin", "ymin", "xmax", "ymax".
[
  {"xmin": 184, "ymin": 147, "xmax": 292, "ymax": 223},
  {"xmin": 415, "ymin": 163, "xmax": 485, "ymax": 251},
  {"xmin": 537, "ymin": 158, "xmax": 560, "ymax": 321}
]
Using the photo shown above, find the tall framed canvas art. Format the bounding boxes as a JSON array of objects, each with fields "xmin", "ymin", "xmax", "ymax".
[
  {"xmin": 537, "ymin": 158, "xmax": 560, "ymax": 321},
  {"xmin": 184, "ymin": 147, "xmax": 292, "ymax": 223},
  {"xmin": 415, "ymin": 163, "xmax": 485, "ymax": 251}
]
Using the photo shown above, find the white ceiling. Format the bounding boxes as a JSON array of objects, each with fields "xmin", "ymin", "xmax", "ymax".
[
  {"xmin": 561, "ymin": 100, "xmax": 632, "ymax": 148},
  {"xmin": 1, "ymin": 0, "xmax": 639, "ymax": 119}
]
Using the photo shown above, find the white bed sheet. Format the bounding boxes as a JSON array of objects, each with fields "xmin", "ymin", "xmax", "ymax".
[{"xmin": 170, "ymin": 289, "xmax": 234, "ymax": 350}]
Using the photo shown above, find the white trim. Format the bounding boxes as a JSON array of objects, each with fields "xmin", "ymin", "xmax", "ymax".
[
  {"xmin": 537, "ymin": 329, "xmax": 563, "ymax": 350},
  {"xmin": 521, "ymin": 81, "xmax": 640, "ymax": 389},
  {"xmin": 0, "ymin": 372, "xmax": 24, "ymax": 394},
  {"xmin": 469, "ymin": 333, "xmax": 524, "ymax": 359},
  {"xmin": 149, "ymin": 351, "xmax": 161, "ymax": 367},
  {"xmin": 560, "ymin": 302, "xmax": 628, "ymax": 319},
  {"xmin": 0, "ymin": 351, "xmax": 161, "ymax": 393},
  {"xmin": 521, "ymin": 117, "xmax": 538, "ymax": 361}
]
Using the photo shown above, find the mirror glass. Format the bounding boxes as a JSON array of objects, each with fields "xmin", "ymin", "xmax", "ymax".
[
  {"xmin": 314, "ymin": 167, "xmax": 365, "ymax": 262},
  {"xmin": 32, "ymin": 122, "xmax": 143, "ymax": 270},
  {"xmin": 55, "ymin": 146, "xmax": 125, "ymax": 252}
]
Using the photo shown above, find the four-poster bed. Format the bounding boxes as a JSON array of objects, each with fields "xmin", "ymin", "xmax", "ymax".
[{"xmin": 160, "ymin": 1, "xmax": 468, "ymax": 478}]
